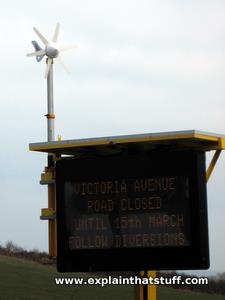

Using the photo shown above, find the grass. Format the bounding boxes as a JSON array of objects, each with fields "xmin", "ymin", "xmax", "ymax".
[
  {"xmin": 0, "ymin": 255, "xmax": 224, "ymax": 300},
  {"xmin": 0, "ymin": 255, "xmax": 134, "ymax": 300}
]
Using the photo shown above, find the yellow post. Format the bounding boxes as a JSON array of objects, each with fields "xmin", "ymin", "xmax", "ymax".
[
  {"xmin": 48, "ymin": 183, "xmax": 56, "ymax": 257},
  {"xmin": 135, "ymin": 271, "xmax": 144, "ymax": 300},
  {"xmin": 135, "ymin": 271, "xmax": 156, "ymax": 300},
  {"xmin": 147, "ymin": 271, "xmax": 156, "ymax": 299}
]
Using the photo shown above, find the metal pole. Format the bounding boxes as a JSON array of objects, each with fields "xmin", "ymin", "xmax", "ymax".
[
  {"xmin": 47, "ymin": 60, "xmax": 55, "ymax": 142},
  {"xmin": 46, "ymin": 58, "xmax": 56, "ymax": 257},
  {"xmin": 135, "ymin": 271, "xmax": 156, "ymax": 300}
]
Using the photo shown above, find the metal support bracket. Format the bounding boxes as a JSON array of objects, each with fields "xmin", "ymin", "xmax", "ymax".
[
  {"xmin": 40, "ymin": 208, "xmax": 56, "ymax": 220},
  {"xmin": 40, "ymin": 166, "xmax": 55, "ymax": 185},
  {"xmin": 45, "ymin": 113, "xmax": 55, "ymax": 119},
  {"xmin": 206, "ymin": 150, "xmax": 222, "ymax": 182}
]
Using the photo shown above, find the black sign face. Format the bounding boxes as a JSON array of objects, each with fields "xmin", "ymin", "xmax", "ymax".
[{"xmin": 56, "ymin": 151, "xmax": 209, "ymax": 272}]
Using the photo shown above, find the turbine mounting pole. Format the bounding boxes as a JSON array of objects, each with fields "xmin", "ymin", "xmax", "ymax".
[
  {"xmin": 46, "ymin": 58, "xmax": 56, "ymax": 258},
  {"xmin": 46, "ymin": 58, "xmax": 55, "ymax": 143}
]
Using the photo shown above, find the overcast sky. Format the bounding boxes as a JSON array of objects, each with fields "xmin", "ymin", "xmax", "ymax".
[{"xmin": 0, "ymin": 0, "xmax": 225, "ymax": 276}]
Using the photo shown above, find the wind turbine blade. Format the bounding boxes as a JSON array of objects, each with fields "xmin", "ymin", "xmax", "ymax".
[
  {"xmin": 33, "ymin": 27, "xmax": 48, "ymax": 45},
  {"xmin": 45, "ymin": 58, "xmax": 53, "ymax": 78},
  {"xmin": 56, "ymin": 56, "xmax": 70, "ymax": 73},
  {"xmin": 52, "ymin": 23, "xmax": 60, "ymax": 42},
  {"xmin": 26, "ymin": 50, "xmax": 45, "ymax": 57},
  {"xmin": 60, "ymin": 44, "xmax": 78, "ymax": 52}
]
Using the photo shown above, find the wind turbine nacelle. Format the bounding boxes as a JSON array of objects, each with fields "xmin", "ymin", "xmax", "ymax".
[{"xmin": 45, "ymin": 43, "xmax": 59, "ymax": 59}]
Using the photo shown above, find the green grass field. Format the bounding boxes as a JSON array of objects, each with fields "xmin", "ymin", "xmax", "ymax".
[{"xmin": 0, "ymin": 255, "xmax": 224, "ymax": 300}]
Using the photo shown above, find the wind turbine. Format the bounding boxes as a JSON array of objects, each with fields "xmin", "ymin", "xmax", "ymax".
[
  {"xmin": 27, "ymin": 23, "xmax": 77, "ymax": 142},
  {"xmin": 27, "ymin": 23, "xmax": 77, "ymax": 257}
]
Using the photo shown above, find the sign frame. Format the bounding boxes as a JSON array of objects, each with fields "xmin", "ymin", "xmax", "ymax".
[{"xmin": 56, "ymin": 150, "xmax": 209, "ymax": 272}]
